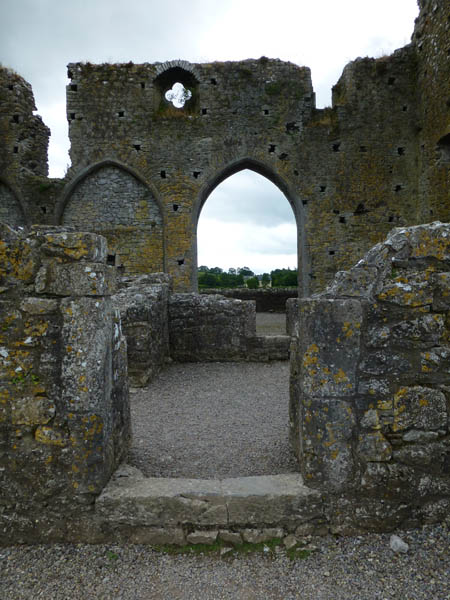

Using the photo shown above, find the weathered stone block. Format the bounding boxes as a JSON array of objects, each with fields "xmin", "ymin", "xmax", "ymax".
[
  {"xmin": 433, "ymin": 272, "xmax": 450, "ymax": 311},
  {"xmin": 298, "ymin": 298, "xmax": 362, "ymax": 397},
  {"xmin": 35, "ymin": 262, "xmax": 116, "ymax": 296},
  {"xmin": 11, "ymin": 396, "xmax": 55, "ymax": 425},
  {"xmin": 186, "ymin": 530, "xmax": 218, "ymax": 545},
  {"xmin": 393, "ymin": 442, "xmax": 449, "ymax": 469},
  {"xmin": 218, "ymin": 530, "xmax": 242, "ymax": 545},
  {"xmin": 357, "ymin": 431, "xmax": 392, "ymax": 462},
  {"xmin": 359, "ymin": 351, "xmax": 412, "ymax": 376},
  {"xmin": 223, "ymin": 474, "xmax": 322, "ymax": 526},
  {"xmin": 40, "ymin": 231, "xmax": 108, "ymax": 263},
  {"xmin": 20, "ymin": 298, "xmax": 59, "ymax": 315},
  {"xmin": 97, "ymin": 475, "xmax": 228, "ymax": 527},
  {"xmin": 420, "ymin": 346, "xmax": 450, "ymax": 374},
  {"xmin": 378, "ymin": 272, "xmax": 434, "ymax": 307},
  {"xmin": 325, "ymin": 265, "xmax": 379, "ymax": 298},
  {"xmin": 393, "ymin": 386, "xmax": 447, "ymax": 431},
  {"xmin": 299, "ymin": 397, "xmax": 356, "ymax": 491},
  {"xmin": 127, "ymin": 527, "xmax": 185, "ymax": 546},
  {"xmin": 61, "ymin": 297, "xmax": 115, "ymax": 413}
]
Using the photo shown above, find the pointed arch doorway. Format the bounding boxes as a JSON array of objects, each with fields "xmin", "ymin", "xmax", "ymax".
[{"xmin": 194, "ymin": 159, "xmax": 307, "ymax": 296}]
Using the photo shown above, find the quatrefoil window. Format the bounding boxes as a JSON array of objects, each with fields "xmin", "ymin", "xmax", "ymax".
[{"xmin": 165, "ymin": 82, "xmax": 192, "ymax": 108}]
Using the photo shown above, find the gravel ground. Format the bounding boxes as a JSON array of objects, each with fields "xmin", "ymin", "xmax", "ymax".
[
  {"xmin": 129, "ymin": 360, "xmax": 298, "ymax": 478},
  {"xmin": 1, "ymin": 524, "xmax": 449, "ymax": 599}
]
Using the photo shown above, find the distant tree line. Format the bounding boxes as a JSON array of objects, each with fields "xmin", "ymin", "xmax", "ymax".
[
  {"xmin": 270, "ymin": 267, "xmax": 297, "ymax": 287},
  {"xmin": 198, "ymin": 266, "xmax": 297, "ymax": 289}
]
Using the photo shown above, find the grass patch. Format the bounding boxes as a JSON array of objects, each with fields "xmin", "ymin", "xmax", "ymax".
[
  {"xmin": 153, "ymin": 537, "xmax": 312, "ymax": 560},
  {"xmin": 286, "ymin": 547, "xmax": 312, "ymax": 560}
]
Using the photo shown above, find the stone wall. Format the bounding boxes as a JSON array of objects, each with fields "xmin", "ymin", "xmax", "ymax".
[
  {"xmin": 200, "ymin": 287, "xmax": 298, "ymax": 312},
  {"xmin": 290, "ymin": 222, "xmax": 450, "ymax": 531},
  {"xmin": 0, "ymin": 181, "xmax": 26, "ymax": 228},
  {"xmin": 1, "ymin": 221, "xmax": 450, "ymax": 544},
  {"xmin": 0, "ymin": 224, "xmax": 130, "ymax": 543},
  {"xmin": 114, "ymin": 274, "xmax": 170, "ymax": 386},
  {"xmin": 61, "ymin": 164, "xmax": 164, "ymax": 274},
  {"xmin": 170, "ymin": 293, "xmax": 249, "ymax": 361},
  {"xmin": 169, "ymin": 293, "xmax": 290, "ymax": 362}
]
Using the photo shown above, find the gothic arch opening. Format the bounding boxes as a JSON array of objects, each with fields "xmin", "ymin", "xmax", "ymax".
[
  {"xmin": 194, "ymin": 160, "xmax": 305, "ymax": 294},
  {"xmin": 198, "ymin": 170, "xmax": 297, "ymax": 285},
  {"xmin": 61, "ymin": 163, "xmax": 164, "ymax": 274}
]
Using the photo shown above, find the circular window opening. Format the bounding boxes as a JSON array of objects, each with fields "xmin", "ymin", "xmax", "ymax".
[{"xmin": 165, "ymin": 82, "xmax": 192, "ymax": 108}]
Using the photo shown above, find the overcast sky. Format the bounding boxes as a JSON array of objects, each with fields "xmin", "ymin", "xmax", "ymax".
[{"xmin": 0, "ymin": 0, "xmax": 419, "ymax": 273}]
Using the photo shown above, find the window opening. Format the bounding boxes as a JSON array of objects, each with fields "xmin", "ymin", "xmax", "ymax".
[{"xmin": 165, "ymin": 82, "xmax": 192, "ymax": 108}]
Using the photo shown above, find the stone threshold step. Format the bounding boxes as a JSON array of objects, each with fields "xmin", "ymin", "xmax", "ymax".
[{"xmin": 96, "ymin": 464, "xmax": 323, "ymax": 529}]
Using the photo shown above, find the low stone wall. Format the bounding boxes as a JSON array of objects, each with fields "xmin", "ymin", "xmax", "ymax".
[
  {"xmin": 290, "ymin": 222, "xmax": 450, "ymax": 532},
  {"xmin": 114, "ymin": 274, "xmax": 170, "ymax": 386},
  {"xmin": 169, "ymin": 293, "xmax": 290, "ymax": 362},
  {"xmin": 200, "ymin": 288, "xmax": 298, "ymax": 312},
  {"xmin": 0, "ymin": 224, "xmax": 130, "ymax": 544}
]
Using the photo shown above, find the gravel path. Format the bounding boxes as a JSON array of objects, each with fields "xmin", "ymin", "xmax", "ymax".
[
  {"xmin": 1, "ymin": 524, "xmax": 448, "ymax": 599},
  {"xmin": 129, "ymin": 361, "xmax": 298, "ymax": 478}
]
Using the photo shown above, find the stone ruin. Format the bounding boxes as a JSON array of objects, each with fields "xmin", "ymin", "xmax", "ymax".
[
  {"xmin": 0, "ymin": 220, "xmax": 449, "ymax": 544},
  {"xmin": 0, "ymin": 0, "xmax": 449, "ymax": 544}
]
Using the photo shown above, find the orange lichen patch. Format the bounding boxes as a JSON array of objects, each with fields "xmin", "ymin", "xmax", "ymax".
[
  {"xmin": 302, "ymin": 343, "xmax": 319, "ymax": 367},
  {"xmin": 342, "ymin": 321, "xmax": 354, "ymax": 338},
  {"xmin": 392, "ymin": 387, "xmax": 408, "ymax": 431},
  {"xmin": 24, "ymin": 319, "xmax": 49, "ymax": 338},
  {"xmin": 35, "ymin": 426, "xmax": 66, "ymax": 447},
  {"xmin": 0, "ymin": 388, "xmax": 10, "ymax": 404},
  {"xmin": 377, "ymin": 398, "xmax": 392, "ymax": 411},
  {"xmin": 412, "ymin": 236, "xmax": 449, "ymax": 261},
  {"xmin": 333, "ymin": 369, "xmax": 348, "ymax": 384}
]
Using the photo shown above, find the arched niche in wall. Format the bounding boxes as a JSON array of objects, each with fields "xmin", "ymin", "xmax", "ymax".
[
  {"xmin": 0, "ymin": 180, "xmax": 27, "ymax": 229},
  {"xmin": 60, "ymin": 162, "xmax": 164, "ymax": 274},
  {"xmin": 193, "ymin": 158, "xmax": 309, "ymax": 296},
  {"xmin": 153, "ymin": 63, "xmax": 199, "ymax": 115}
]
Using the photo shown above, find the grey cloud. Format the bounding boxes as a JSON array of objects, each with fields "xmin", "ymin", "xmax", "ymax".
[{"xmin": 201, "ymin": 171, "xmax": 296, "ymax": 227}]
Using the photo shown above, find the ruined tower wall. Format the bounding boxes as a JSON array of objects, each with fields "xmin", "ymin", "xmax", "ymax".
[
  {"xmin": 303, "ymin": 44, "xmax": 421, "ymax": 289},
  {"xmin": 413, "ymin": 0, "xmax": 450, "ymax": 223},
  {"xmin": 0, "ymin": 68, "xmax": 51, "ymax": 227}
]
